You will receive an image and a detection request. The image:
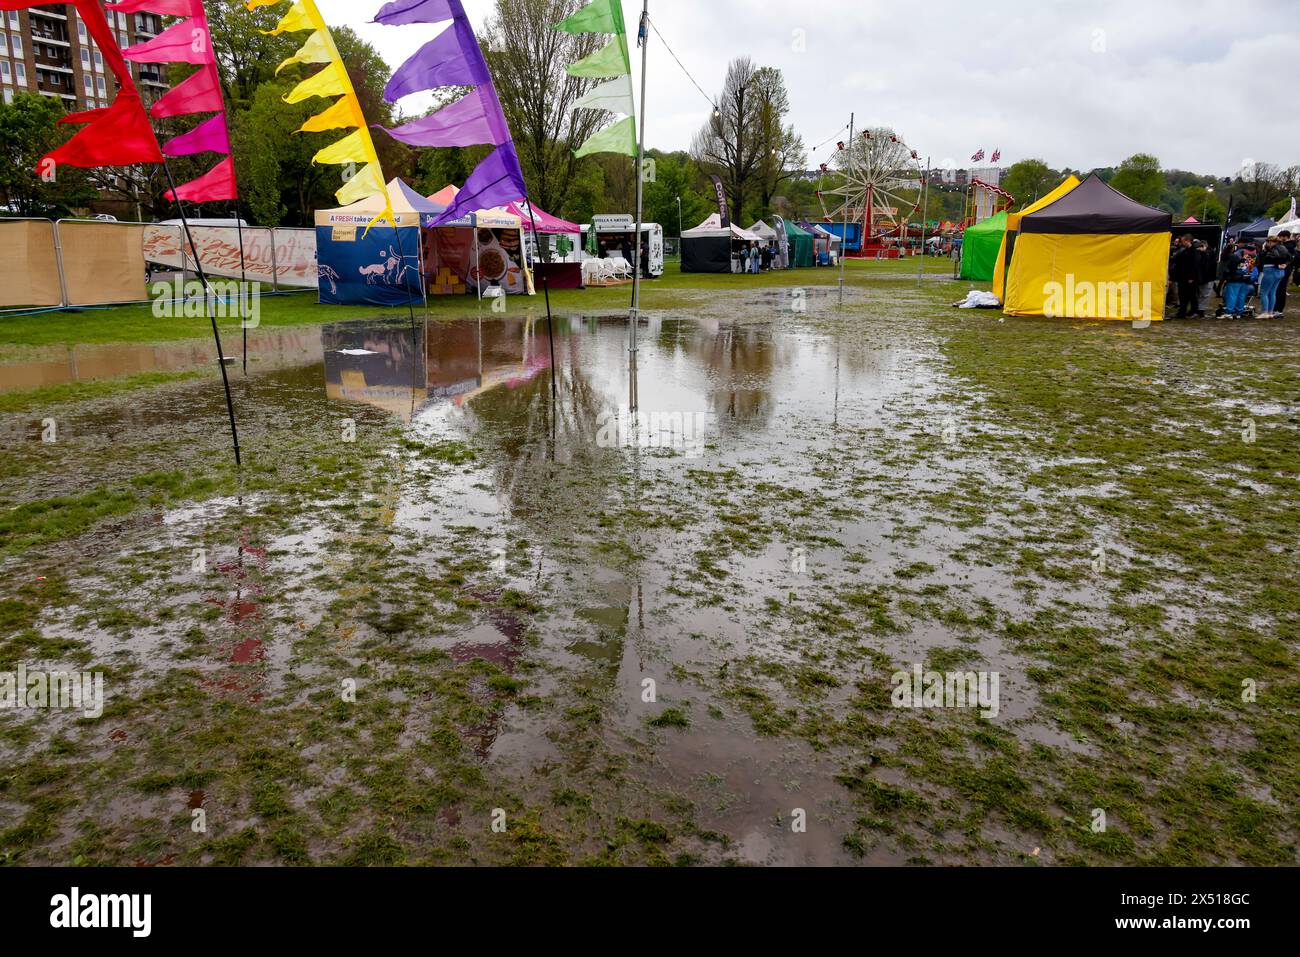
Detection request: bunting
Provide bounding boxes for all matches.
[372,0,527,227]
[0,1,164,171]
[249,0,395,229]
[553,0,637,158]
[115,0,236,202]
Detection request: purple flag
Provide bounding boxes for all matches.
[163,112,230,158]
[374,0,457,27]
[432,145,528,226]
[384,20,492,101]
[376,0,530,217]
[382,87,511,148]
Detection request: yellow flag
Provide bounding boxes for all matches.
[277,29,332,75]
[285,62,346,104]
[313,129,372,167]
[265,0,313,36]
[299,97,358,134]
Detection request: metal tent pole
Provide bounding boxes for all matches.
[628,0,650,414]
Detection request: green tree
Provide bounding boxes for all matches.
[1267,197,1294,222]
[1110,154,1165,207]
[1182,186,1226,224]
[0,93,98,216]
[643,152,712,236]
[1001,159,1057,208]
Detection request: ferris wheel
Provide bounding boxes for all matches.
[817,128,924,249]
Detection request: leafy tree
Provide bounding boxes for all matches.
[1001,159,1057,208]
[643,151,712,236]
[1110,153,1165,207]
[0,93,98,216]
[1182,186,1226,224]
[1267,197,1295,222]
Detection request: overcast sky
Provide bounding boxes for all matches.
[319,0,1300,178]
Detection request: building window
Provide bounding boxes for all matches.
[3,88,13,104]
[80,48,89,67]
[1,60,9,83]
[83,74,91,95]
[0,33,7,56]
[94,50,102,70]
[78,22,87,42]
[11,34,21,56]
[96,75,105,95]
[15,62,24,83]
[8,12,18,30]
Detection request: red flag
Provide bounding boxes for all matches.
[165,156,237,203]
[0,1,163,169]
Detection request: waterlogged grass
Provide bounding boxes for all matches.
[0,263,1296,866]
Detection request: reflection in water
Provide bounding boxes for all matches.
[0,330,322,393]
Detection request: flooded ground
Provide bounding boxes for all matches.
[1,276,1297,866]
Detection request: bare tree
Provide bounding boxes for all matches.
[483,0,611,213]
[690,57,764,223]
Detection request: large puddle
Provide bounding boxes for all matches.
[0,302,1116,865]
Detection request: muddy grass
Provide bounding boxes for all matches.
[0,261,1296,866]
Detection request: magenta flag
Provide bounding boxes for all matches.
[374,0,458,26]
[164,112,230,157]
[121,1,237,201]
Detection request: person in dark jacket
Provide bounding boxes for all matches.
[1195,240,1215,317]
[1221,246,1257,318]
[1170,234,1201,318]
[1276,231,1295,315]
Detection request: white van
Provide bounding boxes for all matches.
[581,215,664,277]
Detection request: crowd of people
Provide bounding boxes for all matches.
[739,242,781,273]
[1169,231,1297,319]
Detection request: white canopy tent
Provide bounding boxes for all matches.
[748,220,780,242]
[683,214,763,243]
[1269,218,1300,237]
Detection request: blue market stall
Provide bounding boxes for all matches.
[314,179,436,306]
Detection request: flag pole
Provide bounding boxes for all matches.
[917,156,931,280]
[628,0,649,414]
[522,199,559,404]
[164,161,241,467]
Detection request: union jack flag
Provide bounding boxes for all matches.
[971,149,986,162]
[991,149,1001,163]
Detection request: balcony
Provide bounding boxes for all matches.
[34,49,74,73]
[29,5,67,20]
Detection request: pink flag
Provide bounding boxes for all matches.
[150,67,224,119]
[165,156,238,203]
[164,112,230,157]
[122,18,211,66]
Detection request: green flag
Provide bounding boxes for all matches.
[554,0,625,35]
[552,0,637,159]
[566,35,630,78]
[575,114,637,159]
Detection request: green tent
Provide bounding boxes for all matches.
[959,211,1009,281]
[783,219,815,268]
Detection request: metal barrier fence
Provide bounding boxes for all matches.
[0,217,318,312]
